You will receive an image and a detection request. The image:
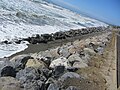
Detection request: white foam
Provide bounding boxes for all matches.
[0,0,108,58]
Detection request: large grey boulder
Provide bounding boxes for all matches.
[73,62,88,68]
[16,67,45,82]
[53,65,65,78]
[16,67,46,90]
[1,66,16,77]
[0,60,15,77]
[59,72,80,81]
[23,80,45,90]
[10,55,33,71]
[49,57,70,69]
[58,46,70,58]
[84,48,96,56]
[40,51,53,58]
[49,48,60,59]
[47,83,60,90]
[68,53,83,65]
[25,59,46,68]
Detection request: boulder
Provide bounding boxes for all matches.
[95,46,104,55]
[40,51,53,58]
[58,47,70,58]
[67,67,78,72]
[49,57,70,69]
[25,59,45,68]
[10,55,33,71]
[53,32,66,40]
[73,62,88,68]
[23,80,45,90]
[68,45,77,54]
[1,66,16,77]
[73,40,85,50]
[41,68,52,79]
[40,57,51,67]
[66,86,79,90]
[16,67,46,83]
[49,48,60,59]
[0,77,21,90]
[59,72,80,81]
[81,54,90,63]
[84,48,96,56]
[47,83,60,90]
[53,66,65,77]
[68,53,83,65]
[0,60,14,76]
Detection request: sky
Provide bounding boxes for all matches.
[49,0,120,26]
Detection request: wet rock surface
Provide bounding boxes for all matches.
[0,29,111,90]
[5,26,108,45]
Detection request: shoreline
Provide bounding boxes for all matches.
[9,30,109,59]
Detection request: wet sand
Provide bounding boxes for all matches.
[10,31,107,58]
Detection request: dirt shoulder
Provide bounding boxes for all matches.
[79,31,117,90]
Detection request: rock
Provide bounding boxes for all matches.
[26,59,45,68]
[68,45,77,54]
[41,34,53,41]
[95,46,104,55]
[10,55,33,71]
[59,72,80,81]
[47,83,60,90]
[23,80,45,90]
[49,57,70,69]
[81,54,90,63]
[53,31,66,40]
[84,48,96,56]
[67,67,78,72]
[73,62,88,68]
[0,77,21,90]
[0,60,14,76]
[49,48,60,59]
[41,68,52,79]
[58,46,70,58]
[16,67,46,83]
[68,53,83,65]
[1,66,16,77]
[66,86,79,90]
[40,57,51,67]
[53,66,65,77]
[45,78,56,85]
[40,51,53,58]
[73,40,85,50]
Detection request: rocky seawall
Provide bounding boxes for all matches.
[1,26,108,45]
[0,29,111,90]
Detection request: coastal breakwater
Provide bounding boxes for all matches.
[6,26,109,58]
[0,27,112,90]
